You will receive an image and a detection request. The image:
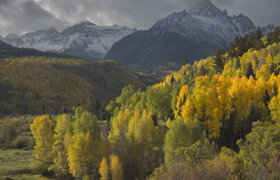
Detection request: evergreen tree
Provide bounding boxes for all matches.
[246,63,255,79]
[182,58,189,66]
[212,49,225,72]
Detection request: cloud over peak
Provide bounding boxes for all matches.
[0,0,279,36]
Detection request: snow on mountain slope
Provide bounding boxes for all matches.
[3,21,136,60]
[150,0,258,46]
[106,0,277,68]
[232,14,256,35]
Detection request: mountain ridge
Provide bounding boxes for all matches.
[2,21,136,60]
[105,0,277,70]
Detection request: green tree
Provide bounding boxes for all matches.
[68,133,97,179]
[182,58,189,66]
[164,119,202,165]
[116,85,139,108]
[72,107,100,140]
[237,121,280,179]
[246,62,255,79]
[52,114,72,178]
[146,86,173,119]
[212,49,225,72]
[68,107,101,179]
[127,110,163,179]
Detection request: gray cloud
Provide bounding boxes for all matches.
[212,0,280,27]
[0,0,279,36]
[0,0,67,36]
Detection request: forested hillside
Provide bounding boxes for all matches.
[14,28,280,180]
[0,57,150,115]
[0,41,74,59]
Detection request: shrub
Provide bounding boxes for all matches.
[0,121,17,144]
[14,136,29,149]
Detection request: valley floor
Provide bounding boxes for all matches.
[0,149,51,180]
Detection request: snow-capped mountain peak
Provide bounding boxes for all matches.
[105,0,277,69]
[233,14,256,35]
[3,21,136,60]
[149,0,273,46]
[189,0,224,17]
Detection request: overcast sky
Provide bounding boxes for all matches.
[0,0,279,36]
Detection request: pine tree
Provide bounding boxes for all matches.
[212,49,225,72]
[182,58,189,66]
[246,63,255,79]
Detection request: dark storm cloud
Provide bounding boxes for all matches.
[0,0,279,36]
[0,0,10,5]
[0,0,67,36]
[212,0,280,27]
[33,0,280,29]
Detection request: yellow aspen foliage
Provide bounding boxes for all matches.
[99,157,110,180]
[128,110,160,149]
[165,74,174,84]
[30,115,54,172]
[181,96,195,123]
[127,110,160,178]
[178,85,189,101]
[192,76,210,120]
[110,155,124,180]
[209,107,223,139]
[52,114,72,177]
[166,118,172,128]
[239,58,247,75]
[266,53,273,64]
[217,75,232,119]
[68,133,97,179]
[152,82,166,89]
[191,75,226,138]
[274,74,280,89]
[109,110,161,179]
[235,69,243,77]
[72,109,100,141]
[229,77,252,119]
[127,110,157,144]
[173,72,183,82]
[181,75,234,139]
[267,74,277,95]
[256,64,270,81]
[175,85,189,119]
[269,94,280,122]
[108,109,133,144]
[223,61,235,77]
[254,77,267,107]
